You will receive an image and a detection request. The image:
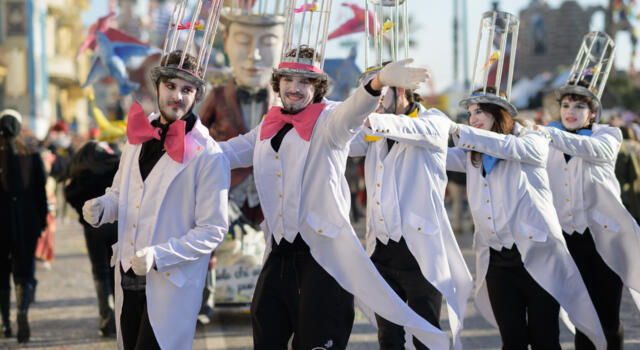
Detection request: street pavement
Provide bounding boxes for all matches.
[0,211,639,349]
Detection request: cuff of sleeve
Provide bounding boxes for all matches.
[364,79,381,97]
[456,124,472,149]
[97,197,113,226]
[368,114,381,132]
[449,121,460,135]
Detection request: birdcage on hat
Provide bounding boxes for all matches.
[223,0,286,25]
[556,31,615,121]
[460,11,519,116]
[360,0,408,77]
[150,0,225,98]
[274,0,334,80]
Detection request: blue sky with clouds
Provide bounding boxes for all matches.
[83,0,626,92]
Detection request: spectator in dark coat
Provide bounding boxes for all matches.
[61,141,119,337]
[0,109,48,343]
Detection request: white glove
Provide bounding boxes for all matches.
[131,247,156,276]
[82,198,104,228]
[377,58,430,90]
[449,121,460,135]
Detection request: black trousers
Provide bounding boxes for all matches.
[371,238,442,350]
[485,247,561,350]
[564,229,624,350]
[251,235,354,350]
[82,222,117,283]
[120,270,160,350]
[0,230,37,289]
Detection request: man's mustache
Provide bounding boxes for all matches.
[285,92,304,99]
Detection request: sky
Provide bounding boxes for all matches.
[82,0,625,93]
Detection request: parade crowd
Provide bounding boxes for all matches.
[2,1,640,350]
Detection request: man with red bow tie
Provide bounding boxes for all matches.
[81,49,230,350]
[221,45,449,349]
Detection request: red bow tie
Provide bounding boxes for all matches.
[259,103,326,141]
[126,102,185,163]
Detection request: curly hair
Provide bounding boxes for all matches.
[271,46,328,103]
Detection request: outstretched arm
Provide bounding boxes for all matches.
[324,59,431,148]
[219,126,259,169]
[541,125,621,164]
[367,109,455,150]
[456,124,548,166]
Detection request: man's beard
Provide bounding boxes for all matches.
[281,92,311,114]
[158,99,192,122]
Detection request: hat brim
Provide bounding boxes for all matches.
[555,85,601,121]
[459,94,518,117]
[273,67,327,80]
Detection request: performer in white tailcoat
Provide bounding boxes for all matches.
[220,2,448,346]
[221,49,449,350]
[348,1,473,346]
[445,10,605,350]
[349,87,472,350]
[82,2,230,348]
[536,31,640,350]
[447,91,605,350]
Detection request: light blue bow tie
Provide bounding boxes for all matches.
[461,148,501,175]
[483,154,499,175]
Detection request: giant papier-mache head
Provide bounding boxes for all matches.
[556,31,615,122]
[459,11,520,117]
[221,0,286,89]
[150,0,225,101]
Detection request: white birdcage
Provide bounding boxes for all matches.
[557,31,615,120]
[275,0,335,79]
[363,0,408,70]
[460,10,519,116]
[156,0,225,81]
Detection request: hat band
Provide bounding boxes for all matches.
[277,62,324,74]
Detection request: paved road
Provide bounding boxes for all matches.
[0,215,639,349]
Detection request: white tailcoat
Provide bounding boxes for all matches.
[446,123,606,349]
[542,124,640,310]
[221,86,450,349]
[349,106,473,350]
[98,114,230,350]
